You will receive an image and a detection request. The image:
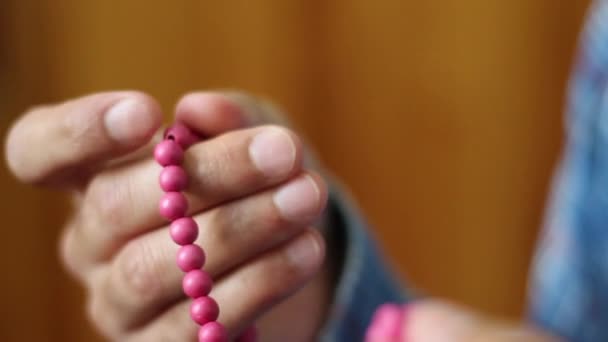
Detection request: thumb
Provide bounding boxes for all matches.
[174,91,291,137]
[404,300,559,342]
[365,300,559,342]
[175,91,324,172]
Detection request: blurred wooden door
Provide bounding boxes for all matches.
[0,0,590,340]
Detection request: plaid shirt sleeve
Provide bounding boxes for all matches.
[528,1,608,341]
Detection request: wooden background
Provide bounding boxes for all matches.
[0,1,591,340]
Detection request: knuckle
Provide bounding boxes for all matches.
[86,291,122,339]
[4,112,41,183]
[85,174,132,231]
[58,226,82,279]
[114,239,167,304]
[214,138,237,170]
[60,103,101,152]
[189,137,238,190]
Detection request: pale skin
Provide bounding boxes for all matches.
[5,90,558,341]
[5,91,331,341]
[369,300,560,342]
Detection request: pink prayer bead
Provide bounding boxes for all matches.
[236,326,257,342]
[177,244,206,272]
[165,122,201,149]
[170,217,199,245]
[190,296,219,326]
[159,192,188,221]
[365,303,405,342]
[154,140,184,166]
[159,165,188,192]
[198,321,227,342]
[183,269,213,298]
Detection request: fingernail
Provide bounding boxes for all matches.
[273,175,321,222]
[249,127,296,178]
[366,304,405,342]
[104,98,151,144]
[286,233,321,272]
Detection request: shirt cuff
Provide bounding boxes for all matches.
[319,179,411,341]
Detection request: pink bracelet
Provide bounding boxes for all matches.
[154,122,256,342]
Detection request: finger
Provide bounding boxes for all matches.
[4,91,162,186]
[90,173,326,331]
[59,131,165,283]
[404,300,558,342]
[175,91,291,135]
[105,130,164,169]
[176,91,324,176]
[60,221,96,282]
[73,124,303,262]
[173,92,251,136]
[126,229,325,341]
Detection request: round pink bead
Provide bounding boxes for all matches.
[365,303,405,341]
[177,244,206,272]
[170,217,199,245]
[164,122,201,149]
[154,140,184,166]
[236,326,257,342]
[190,296,219,326]
[159,165,188,192]
[183,269,213,298]
[198,321,227,342]
[159,192,188,221]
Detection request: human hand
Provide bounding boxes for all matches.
[366,300,560,342]
[5,91,330,341]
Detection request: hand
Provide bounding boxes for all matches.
[366,300,560,342]
[5,91,331,341]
